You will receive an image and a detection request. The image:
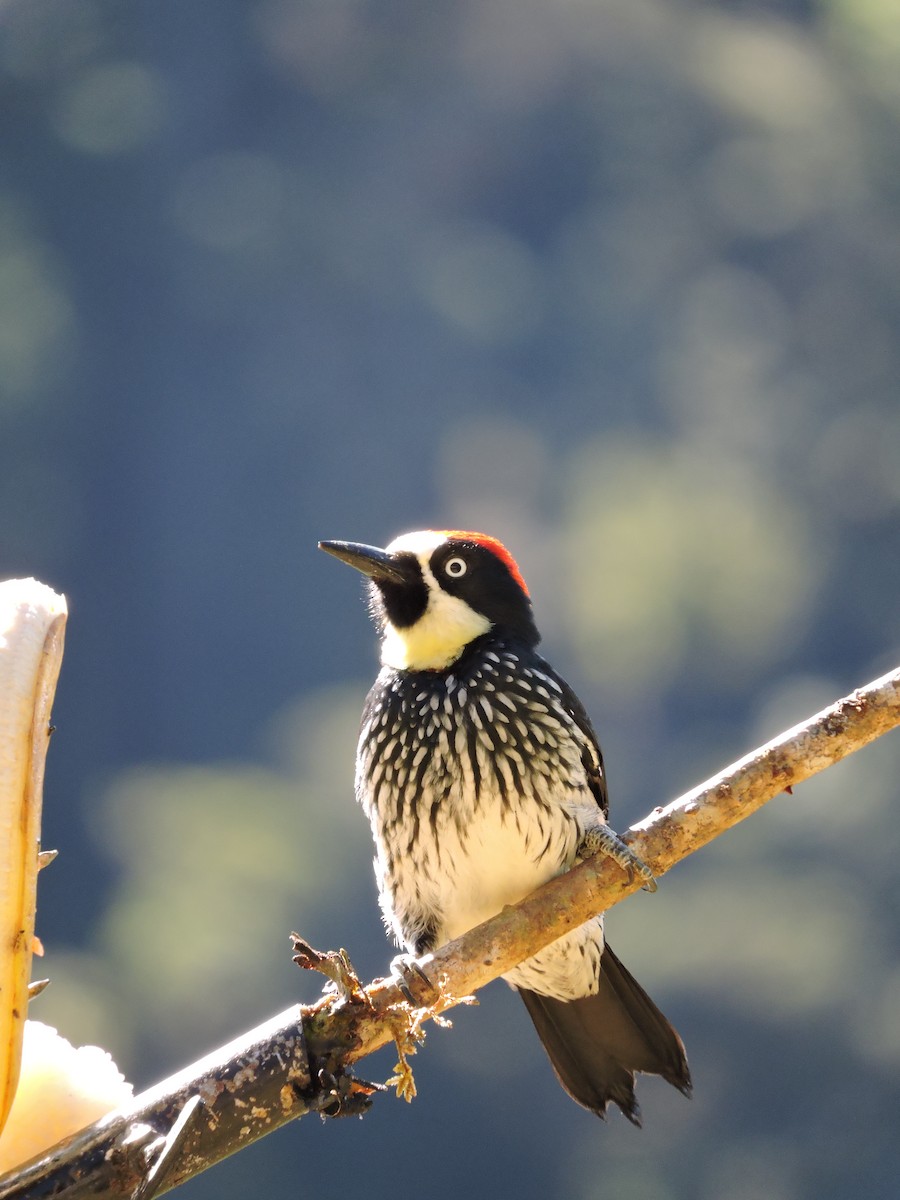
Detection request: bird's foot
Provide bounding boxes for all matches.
[579,824,658,893]
[389,953,439,1006]
[382,964,460,1103]
[379,956,476,1102]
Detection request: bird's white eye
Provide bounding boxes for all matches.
[444,556,468,578]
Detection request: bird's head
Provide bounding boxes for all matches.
[319,529,539,671]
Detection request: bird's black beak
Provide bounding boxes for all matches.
[318,540,416,586]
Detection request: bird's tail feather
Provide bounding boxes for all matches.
[518,943,691,1125]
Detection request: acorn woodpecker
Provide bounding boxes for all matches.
[319,529,690,1123]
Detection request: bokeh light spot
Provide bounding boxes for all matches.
[54,62,166,155]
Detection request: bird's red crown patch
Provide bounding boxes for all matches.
[440,531,530,596]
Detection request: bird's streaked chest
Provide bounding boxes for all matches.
[360,644,581,798]
[357,643,600,853]
[355,640,607,943]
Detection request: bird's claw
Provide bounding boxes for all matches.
[389,953,438,1006]
[579,824,658,893]
[633,861,658,894]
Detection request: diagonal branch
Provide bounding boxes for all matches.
[2,663,899,1199]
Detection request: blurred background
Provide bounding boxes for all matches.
[2,0,900,1196]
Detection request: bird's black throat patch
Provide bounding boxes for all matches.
[368,555,429,629]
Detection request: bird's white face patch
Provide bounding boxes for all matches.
[380,530,491,671]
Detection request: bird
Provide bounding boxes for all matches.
[319,528,691,1124]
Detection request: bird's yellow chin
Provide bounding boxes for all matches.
[380,592,491,671]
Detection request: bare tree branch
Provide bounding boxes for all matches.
[2,663,899,1199]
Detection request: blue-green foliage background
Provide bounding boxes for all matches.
[3,0,900,1196]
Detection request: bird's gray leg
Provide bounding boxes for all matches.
[578,821,658,893]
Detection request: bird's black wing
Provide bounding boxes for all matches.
[538,658,609,819]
